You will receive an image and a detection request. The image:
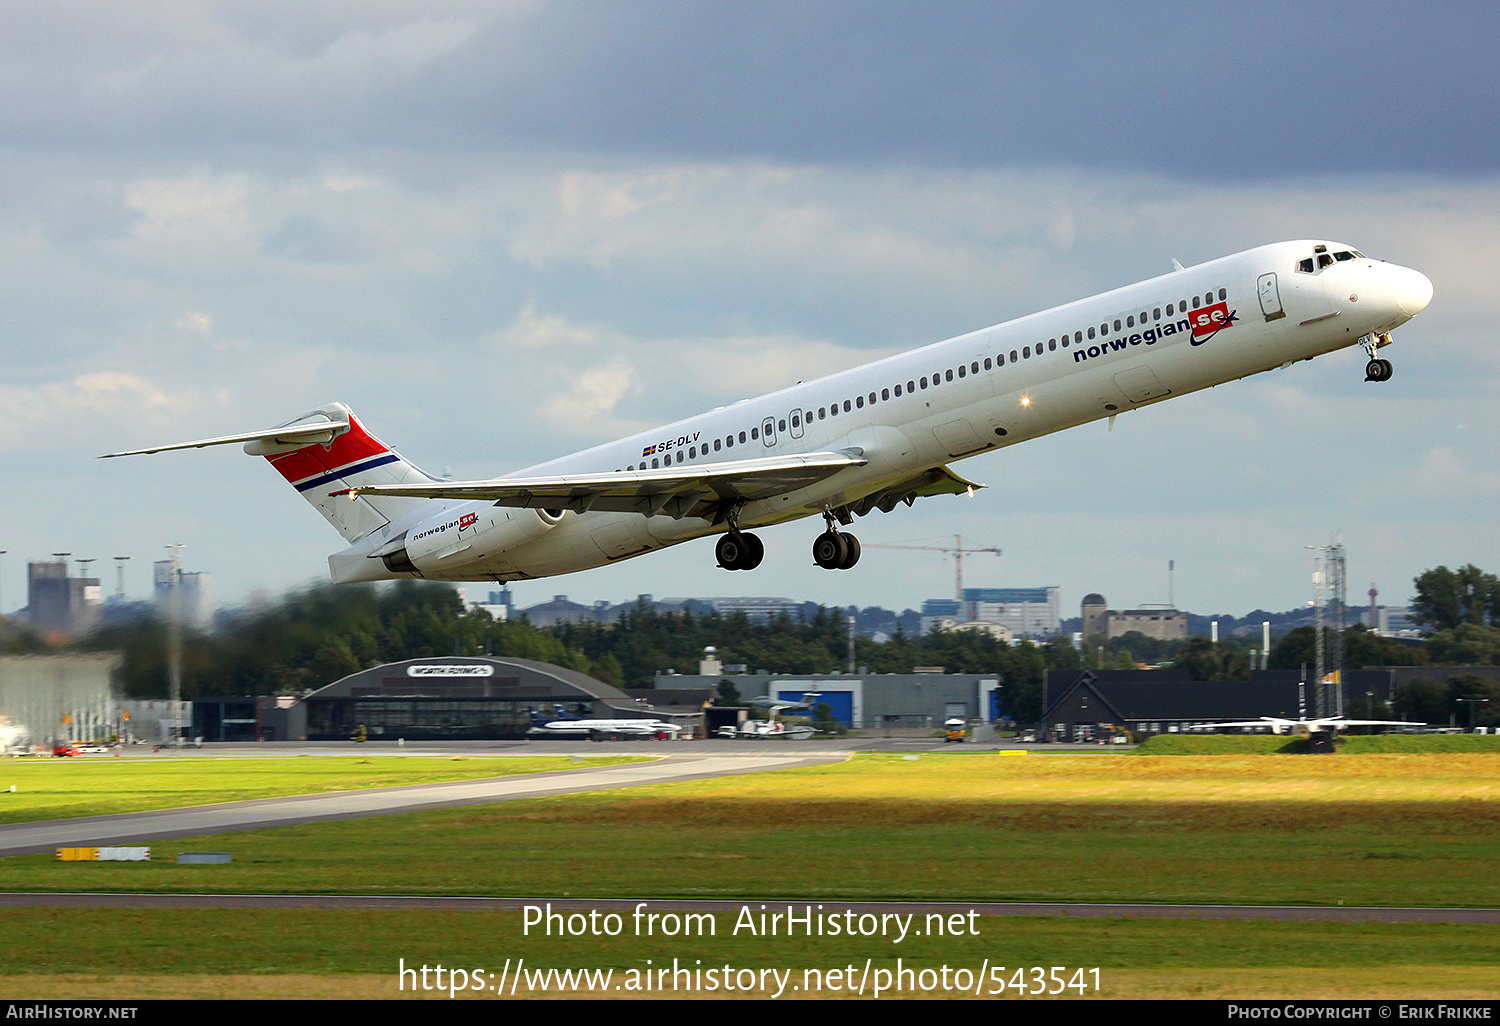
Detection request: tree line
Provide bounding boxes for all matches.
[1,562,1494,727]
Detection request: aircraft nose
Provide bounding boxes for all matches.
[1393,266,1434,317]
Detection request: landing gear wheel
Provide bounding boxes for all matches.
[716,532,764,571]
[812,531,847,570]
[1364,359,1391,382]
[741,532,764,570]
[1377,358,1393,381]
[836,533,861,570]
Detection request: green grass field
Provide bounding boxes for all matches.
[0,754,652,823]
[0,908,1495,1000]
[3,750,1497,999]
[6,752,1498,907]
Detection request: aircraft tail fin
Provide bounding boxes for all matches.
[255,403,437,543]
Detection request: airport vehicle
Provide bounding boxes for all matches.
[944,718,967,743]
[527,705,683,739]
[102,242,1431,584]
[51,744,78,757]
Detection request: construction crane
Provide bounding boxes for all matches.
[859,535,1001,600]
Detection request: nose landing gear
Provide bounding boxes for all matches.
[1362,333,1394,382]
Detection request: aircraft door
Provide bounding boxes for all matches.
[762,416,777,446]
[1258,273,1286,321]
[788,409,804,439]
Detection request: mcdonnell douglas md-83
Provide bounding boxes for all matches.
[104,241,1432,585]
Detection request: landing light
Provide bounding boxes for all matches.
[1020,395,1032,407]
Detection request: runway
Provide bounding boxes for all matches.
[0,751,840,858]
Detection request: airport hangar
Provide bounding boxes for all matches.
[193,656,686,742]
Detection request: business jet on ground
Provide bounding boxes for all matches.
[528,705,683,739]
[1191,716,1426,736]
[716,696,821,740]
[103,241,1432,584]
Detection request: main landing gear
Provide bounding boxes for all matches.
[812,512,861,570]
[716,501,764,571]
[1362,333,1394,382]
[716,530,764,571]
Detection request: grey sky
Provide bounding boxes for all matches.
[1,2,1495,622]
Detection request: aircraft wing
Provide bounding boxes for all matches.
[331,449,869,520]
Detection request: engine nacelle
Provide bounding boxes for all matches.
[382,506,563,574]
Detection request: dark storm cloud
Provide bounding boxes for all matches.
[0,1,1493,179]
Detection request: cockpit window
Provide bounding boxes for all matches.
[1317,253,1334,269]
[1333,251,1355,261]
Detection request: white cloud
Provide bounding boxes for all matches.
[0,371,186,452]
[539,361,641,435]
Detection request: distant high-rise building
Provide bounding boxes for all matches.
[27,561,101,637]
[961,587,1060,639]
[153,561,212,629]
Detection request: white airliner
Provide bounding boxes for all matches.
[528,706,683,738]
[1193,715,1426,736]
[103,241,1432,584]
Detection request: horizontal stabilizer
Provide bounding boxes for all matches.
[331,449,868,519]
[99,413,349,458]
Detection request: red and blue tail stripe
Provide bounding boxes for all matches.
[265,416,397,491]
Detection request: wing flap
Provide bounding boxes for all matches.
[332,449,868,518]
[847,464,985,516]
